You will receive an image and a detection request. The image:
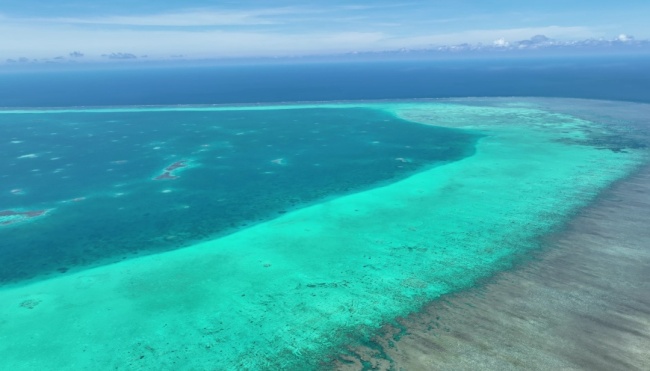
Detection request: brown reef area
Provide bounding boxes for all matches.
[331,164,650,371]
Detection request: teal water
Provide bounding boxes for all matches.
[0,107,478,284]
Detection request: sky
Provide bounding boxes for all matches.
[2,0,650,62]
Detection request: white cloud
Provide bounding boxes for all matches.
[1,8,301,27]
[395,26,597,47]
[84,11,285,27]
[493,38,510,47]
[617,33,634,42]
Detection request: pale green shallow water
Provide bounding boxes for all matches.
[0,99,648,370]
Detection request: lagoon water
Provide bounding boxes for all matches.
[0,106,478,283]
[1,60,650,370]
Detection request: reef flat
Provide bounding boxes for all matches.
[334,162,650,371]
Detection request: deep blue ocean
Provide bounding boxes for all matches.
[1,55,649,284]
[1,55,650,107]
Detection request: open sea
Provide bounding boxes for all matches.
[2,55,650,107]
[1,56,650,370]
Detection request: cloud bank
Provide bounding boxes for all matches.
[5,33,649,65]
[431,33,648,53]
[1,5,649,64]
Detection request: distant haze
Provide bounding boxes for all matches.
[1,0,650,63]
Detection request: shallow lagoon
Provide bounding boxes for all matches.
[1,98,649,369]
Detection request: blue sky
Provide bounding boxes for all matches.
[1,0,649,61]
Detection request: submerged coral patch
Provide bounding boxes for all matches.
[154,160,189,180]
[0,209,50,226]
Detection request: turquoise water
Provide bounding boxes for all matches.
[0,107,478,283]
[1,99,648,369]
